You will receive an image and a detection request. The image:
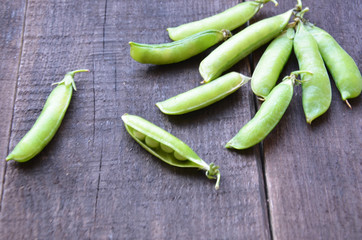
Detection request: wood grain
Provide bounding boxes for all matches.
[91,0,270,239]
[0,0,271,239]
[252,1,362,239]
[0,0,26,211]
[0,0,105,238]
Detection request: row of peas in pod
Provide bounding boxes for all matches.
[126,0,362,189]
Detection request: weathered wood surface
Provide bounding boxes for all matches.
[252,1,362,239]
[0,0,360,239]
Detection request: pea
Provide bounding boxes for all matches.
[133,129,146,141]
[294,21,332,124]
[251,28,294,99]
[199,9,293,83]
[156,72,250,115]
[145,136,160,149]
[122,114,221,190]
[174,152,187,161]
[167,0,278,41]
[306,24,362,105]
[6,69,90,162]
[226,72,303,149]
[160,143,174,153]
[129,30,231,65]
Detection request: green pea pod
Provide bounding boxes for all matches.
[226,72,301,150]
[156,72,250,115]
[122,114,221,190]
[167,0,278,41]
[306,24,362,104]
[129,30,231,65]
[251,28,294,99]
[199,9,293,83]
[6,69,89,162]
[294,22,331,124]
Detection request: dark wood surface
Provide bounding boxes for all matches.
[0,0,360,239]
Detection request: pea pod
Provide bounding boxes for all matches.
[226,72,303,150]
[156,72,250,115]
[306,24,362,105]
[129,30,231,65]
[251,28,294,99]
[6,69,89,162]
[167,0,278,41]
[294,21,331,123]
[199,9,293,83]
[122,114,221,190]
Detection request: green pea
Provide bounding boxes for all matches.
[6,69,89,162]
[167,0,278,41]
[294,22,331,124]
[156,72,250,115]
[174,152,187,161]
[199,9,293,83]
[251,28,294,99]
[226,72,302,149]
[122,114,220,190]
[145,136,159,149]
[306,24,362,104]
[160,143,174,153]
[129,30,231,65]
[133,129,146,141]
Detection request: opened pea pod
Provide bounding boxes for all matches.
[129,29,231,65]
[6,69,89,162]
[122,114,221,190]
[167,0,278,41]
[156,72,251,115]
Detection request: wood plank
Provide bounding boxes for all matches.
[251,0,362,239]
[91,0,271,239]
[0,0,106,238]
[0,0,26,211]
[0,0,272,239]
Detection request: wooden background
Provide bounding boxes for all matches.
[0,0,361,239]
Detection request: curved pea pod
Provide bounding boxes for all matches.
[226,72,298,150]
[129,30,231,65]
[294,22,332,124]
[251,28,294,99]
[306,24,362,103]
[167,0,278,41]
[122,114,221,190]
[156,72,250,115]
[6,69,89,162]
[199,9,293,83]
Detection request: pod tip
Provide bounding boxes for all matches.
[345,100,352,109]
[5,154,12,161]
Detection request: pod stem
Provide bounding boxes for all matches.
[206,163,221,190]
[294,7,309,22]
[52,69,90,91]
[295,0,303,11]
[282,70,313,85]
[67,69,90,77]
[221,29,232,41]
[255,0,278,6]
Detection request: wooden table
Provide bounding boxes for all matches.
[0,0,361,239]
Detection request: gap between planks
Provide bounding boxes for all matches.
[0,0,29,213]
[242,0,274,238]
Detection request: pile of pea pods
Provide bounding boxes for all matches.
[6,0,362,190]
